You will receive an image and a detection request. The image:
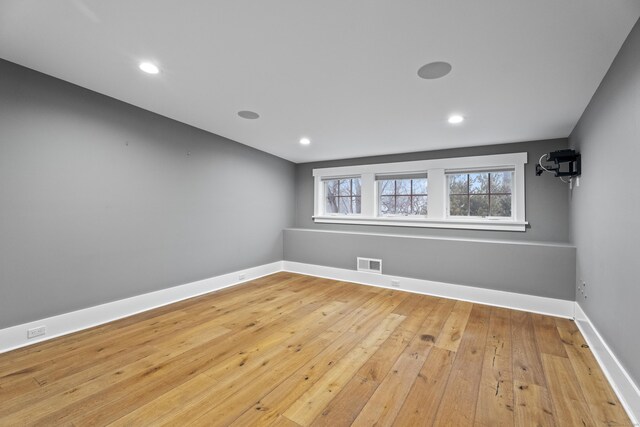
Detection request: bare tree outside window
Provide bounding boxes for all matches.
[378,177,427,216]
[448,171,512,217]
[325,178,361,214]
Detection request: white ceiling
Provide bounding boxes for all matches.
[1,1,639,163]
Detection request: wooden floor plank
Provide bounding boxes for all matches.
[0,272,297,370]
[72,296,357,427]
[162,293,410,426]
[356,295,445,385]
[351,349,426,427]
[541,353,597,426]
[392,346,456,427]
[230,291,413,427]
[351,296,456,426]
[531,313,568,358]
[434,300,474,352]
[511,311,556,426]
[0,285,310,409]
[108,300,352,426]
[432,304,491,426]
[0,273,319,397]
[555,318,632,426]
[0,280,324,413]
[310,296,448,427]
[271,415,303,427]
[282,313,406,426]
[0,273,631,427]
[19,287,355,425]
[0,323,233,424]
[123,289,400,426]
[474,306,515,426]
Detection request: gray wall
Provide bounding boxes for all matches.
[0,59,295,329]
[284,229,576,300]
[569,19,640,385]
[295,139,571,243]
[291,140,576,299]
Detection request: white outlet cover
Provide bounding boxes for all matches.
[27,326,46,339]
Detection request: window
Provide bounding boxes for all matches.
[448,171,513,218]
[377,174,427,216]
[312,152,527,231]
[324,177,361,214]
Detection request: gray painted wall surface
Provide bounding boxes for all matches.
[295,139,571,243]
[284,228,576,300]
[569,19,640,385]
[292,140,576,300]
[0,59,295,329]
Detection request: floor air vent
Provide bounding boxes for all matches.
[357,257,382,274]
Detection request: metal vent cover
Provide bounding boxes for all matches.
[357,257,382,274]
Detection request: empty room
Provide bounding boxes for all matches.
[1,1,639,426]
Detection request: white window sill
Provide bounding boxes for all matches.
[312,215,528,231]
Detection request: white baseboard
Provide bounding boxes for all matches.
[0,261,283,354]
[1,259,573,356]
[283,262,639,422]
[281,261,575,318]
[5,258,636,425]
[574,303,640,424]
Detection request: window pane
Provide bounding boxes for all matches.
[325,180,339,197]
[469,173,489,194]
[448,170,514,218]
[339,179,352,196]
[412,178,427,194]
[396,196,411,214]
[490,194,511,217]
[338,197,352,214]
[325,195,339,213]
[378,178,428,216]
[379,195,394,215]
[449,174,468,194]
[412,195,428,215]
[470,195,489,217]
[353,196,362,214]
[353,178,361,196]
[490,171,512,194]
[324,178,361,215]
[450,195,468,216]
[396,179,411,195]
[379,180,395,195]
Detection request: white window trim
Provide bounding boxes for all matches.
[312,152,528,232]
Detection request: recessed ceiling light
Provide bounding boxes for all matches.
[238,110,260,120]
[417,61,452,79]
[448,115,464,124]
[299,137,311,145]
[139,62,160,74]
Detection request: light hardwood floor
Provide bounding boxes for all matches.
[0,272,631,426]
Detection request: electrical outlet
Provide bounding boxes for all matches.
[391,280,400,288]
[27,326,46,339]
[238,274,246,281]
